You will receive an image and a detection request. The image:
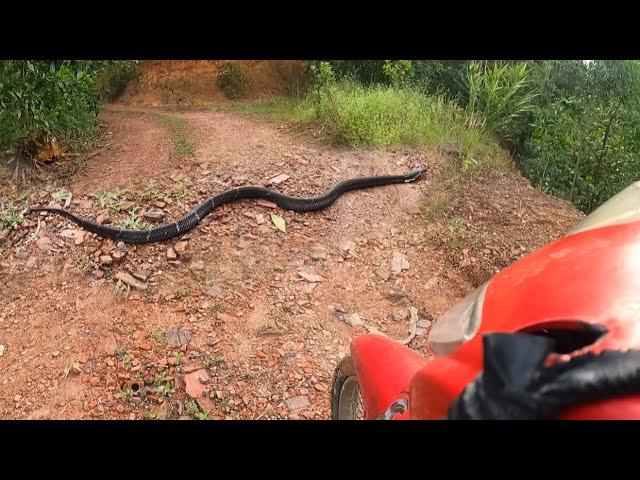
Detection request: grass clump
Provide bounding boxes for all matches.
[160,116,195,157]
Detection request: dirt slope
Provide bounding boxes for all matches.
[0,107,581,419]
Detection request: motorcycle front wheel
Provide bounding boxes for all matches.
[330,356,365,420]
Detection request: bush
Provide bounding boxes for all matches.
[95,61,139,101]
[217,63,248,99]
[307,81,502,171]
[465,61,538,138]
[0,60,103,154]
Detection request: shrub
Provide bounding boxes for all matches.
[95,61,139,101]
[307,81,502,171]
[465,61,538,138]
[217,62,248,99]
[0,60,102,154]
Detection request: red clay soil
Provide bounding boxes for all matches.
[0,106,582,419]
[122,61,308,106]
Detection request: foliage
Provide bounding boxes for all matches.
[217,62,248,100]
[382,60,413,86]
[0,60,139,157]
[95,61,139,101]
[465,61,538,137]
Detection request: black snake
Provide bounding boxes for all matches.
[29,167,427,244]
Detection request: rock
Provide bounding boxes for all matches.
[36,237,52,250]
[284,395,309,412]
[346,313,363,326]
[132,271,148,282]
[165,329,191,348]
[0,345,5,357]
[266,173,290,185]
[376,269,390,281]
[66,362,82,376]
[143,210,165,222]
[174,241,188,254]
[99,255,113,266]
[96,212,110,225]
[0,229,8,240]
[298,270,323,283]
[184,369,209,399]
[60,229,77,239]
[114,272,147,290]
[206,285,224,298]
[89,376,100,387]
[310,250,327,261]
[52,351,61,358]
[98,335,118,356]
[80,199,94,209]
[256,200,277,209]
[91,269,104,279]
[166,247,177,260]
[116,241,126,251]
[256,214,265,225]
[392,307,409,322]
[74,231,85,246]
[120,201,136,211]
[391,251,410,275]
[339,239,356,254]
[112,250,126,262]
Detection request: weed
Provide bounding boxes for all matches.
[160,116,195,157]
[115,388,135,400]
[217,63,248,100]
[172,351,183,366]
[185,399,212,420]
[52,187,70,204]
[175,285,190,299]
[150,327,166,345]
[202,353,225,369]
[94,187,129,212]
[122,353,133,367]
[140,179,161,202]
[120,208,145,230]
[0,199,24,231]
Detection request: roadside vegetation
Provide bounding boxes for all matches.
[3,59,640,214]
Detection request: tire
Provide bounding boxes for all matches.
[331,356,365,420]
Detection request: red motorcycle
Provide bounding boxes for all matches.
[331,181,640,420]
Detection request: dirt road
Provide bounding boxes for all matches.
[0,106,581,419]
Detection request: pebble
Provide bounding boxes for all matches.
[284,395,309,412]
[267,173,290,185]
[114,271,147,290]
[166,247,178,260]
[174,241,188,254]
[391,251,410,275]
[143,210,165,222]
[99,255,113,266]
[298,270,323,283]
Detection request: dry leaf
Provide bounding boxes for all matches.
[270,213,286,232]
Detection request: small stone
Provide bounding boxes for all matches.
[346,313,363,327]
[143,210,165,222]
[256,199,277,209]
[392,307,409,322]
[266,173,290,185]
[96,212,110,225]
[165,330,191,348]
[99,255,113,266]
[116,241,126,251]
[184,369,210,399]
[0,229,8,240]
[112,250,126,262]
[298,270,323,283]
[310,250,327,261]
[114,271,147,290]
[67,362,82,376]
[284,395,309,412]
[89,376,100,387]
[36,237,52,250]
[52,351,61,358]
[120,201,136,211]
[80,199,94,209]
[391,251,410,275]
[339,239,356,254]
[174,241,188,254]
[256,214,265,224]
[153,200,166,208]
[166,247,177,260]
[74,231,85,246]
[132,271,148,282]
[92,269,105,279]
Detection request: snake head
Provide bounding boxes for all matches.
[404,167,427,183]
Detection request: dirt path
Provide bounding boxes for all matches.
[0,107,581,419]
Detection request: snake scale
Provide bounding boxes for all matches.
[29,167,427,244]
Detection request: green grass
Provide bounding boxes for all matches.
[0,199,25,231]
[94,187,130,212]
[119,207,145,230]
[160,116,195,157]
[220,81,506,174]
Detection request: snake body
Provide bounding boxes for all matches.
[29,167,427,244]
